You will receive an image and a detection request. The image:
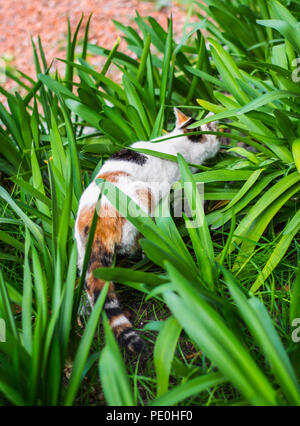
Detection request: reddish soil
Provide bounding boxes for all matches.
[0,0,197,93]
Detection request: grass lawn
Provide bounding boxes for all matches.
[0,0,299,406]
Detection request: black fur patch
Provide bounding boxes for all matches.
[105,307,123,319]
[186,128,203,142]
[88,246,113,270]
[93,289,101,303]
[118,327,135,346]
[118,327,145,353]
[100,251,113,267]
[110,148,147,165]
[88,251,98,267]
[181,118,203,142]
[129,338,144,353]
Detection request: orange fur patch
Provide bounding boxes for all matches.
[77,170,130,250]
[96,171,130,182]
[85,273,115,299]
[77,204,125,251]
[175,108,190,126]
[77,204,97,237]
[112,321,132,337]
[96,207,125,252]
[136,187,154,213]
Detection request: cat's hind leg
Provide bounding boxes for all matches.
[76,201,145,354]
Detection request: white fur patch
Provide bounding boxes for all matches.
[122,331,136,340]
[111,315,131,328]
[104,299,120,309]
[75,113,220,262]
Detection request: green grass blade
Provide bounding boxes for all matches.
[99,315,135,406]
[150,371,225,406]
[154,316,182,397]
[64,282,109,406]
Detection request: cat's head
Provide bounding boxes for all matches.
[174,107,219,143]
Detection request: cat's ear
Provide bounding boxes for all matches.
[174,108,191,128]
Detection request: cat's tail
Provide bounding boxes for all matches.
[85,241,144,354]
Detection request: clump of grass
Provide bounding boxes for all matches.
[0,0,299,406]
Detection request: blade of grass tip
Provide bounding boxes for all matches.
[38,36,48,73]
[98,37,120,82]
[185,32,206,105]
[64,281,109,406]
[145,44,156,118]
[222,169,264,213]
[99,314,135,406]
[150,103,164,139]
[137,33,151,84]
[32,37,51,127]
[59,58,126,99]
[65,14,84,92]
[65,18,72,92]
[60,98,82,203]
[127,105,148,141]
[123,75,150,138]
[49,106,67,177]
[27,58,53,94]
[159,18,173,109]
[31,36,42,75]
[154,316,182,397]
[82,13,93,60]
[165,52,176,120]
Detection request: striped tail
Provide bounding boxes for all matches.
[85,243,144,354]
[104,294,145,353]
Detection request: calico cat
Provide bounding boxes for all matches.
[75,108,220,353]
